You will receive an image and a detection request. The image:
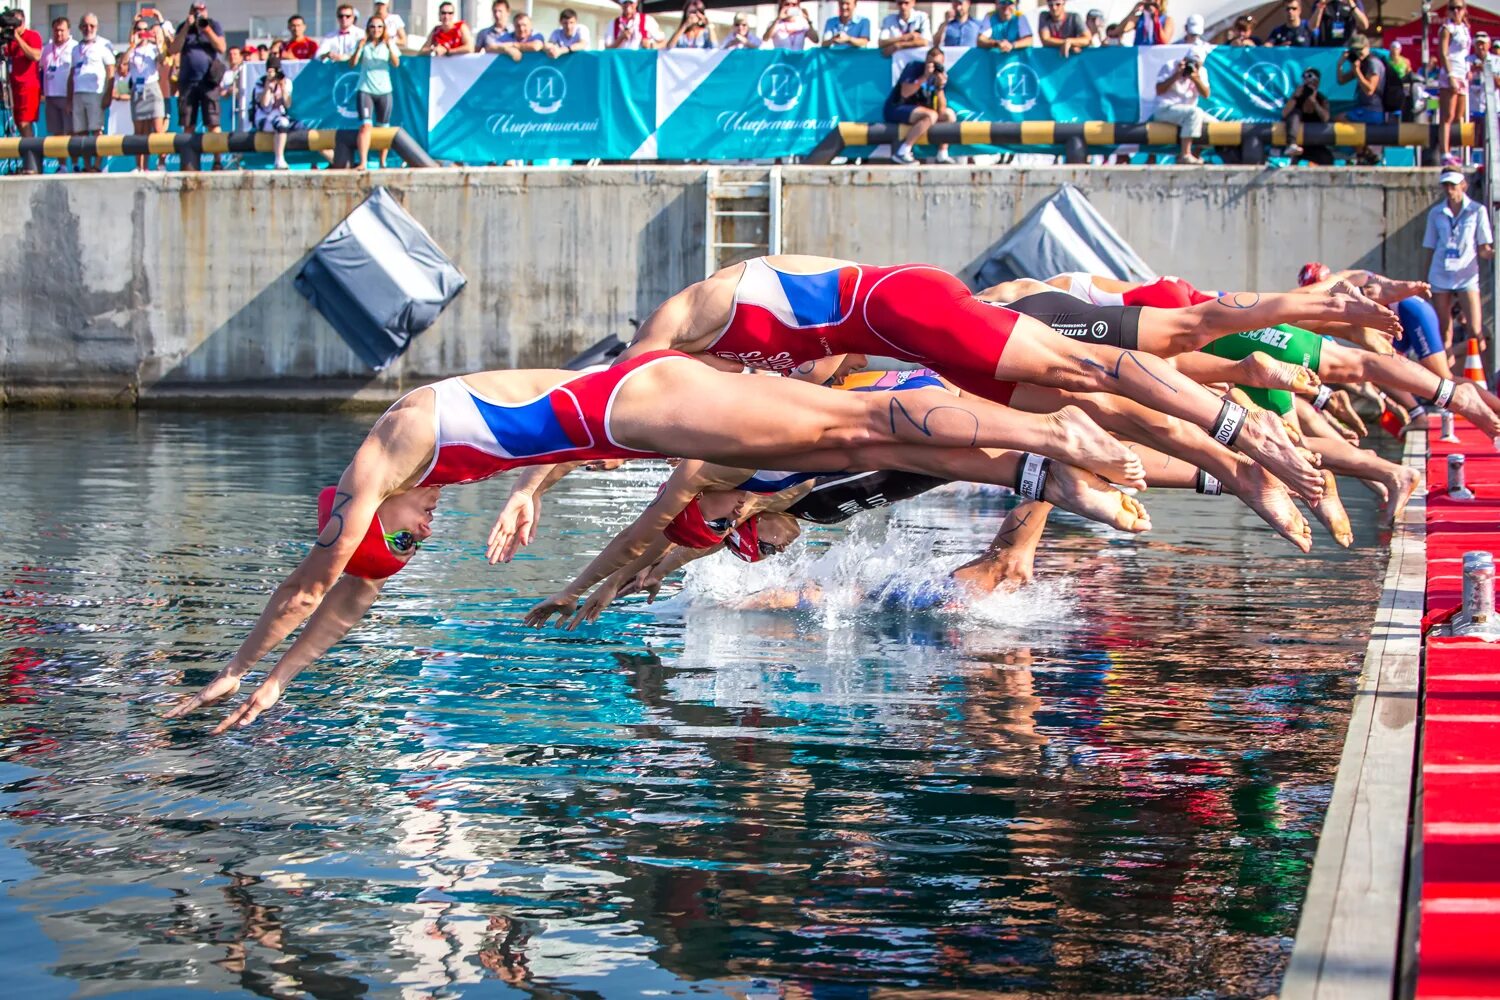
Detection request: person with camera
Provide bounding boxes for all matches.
[1308,0,1367,48]
[1336,34,1388,163]
[765,0,819,50]
[352,16,399,169]
[4,8,43,168]
[168,2,225,171]
[668,1,716,49]
[1038,0,1090,57]
[879,0,930,58]
[546,9,591,57]
[1282,66,1331,163]
[607,0,665,49]
[1151,50,1211,164]
[977,0,1033,52]
[125,14,168,171]
[884,44,956,164]
[1122,0,1174,46]
[721,13,761,49]
[823,0,872,49]
[1267,0,1315,47]
[40,17,75,167]
[251,53,293,170]
[68,13,113,173]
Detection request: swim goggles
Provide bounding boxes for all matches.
[384,530,422,554]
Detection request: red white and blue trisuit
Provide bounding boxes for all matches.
[702,258,1022,403]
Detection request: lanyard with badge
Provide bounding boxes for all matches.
[1445,204,1471,271]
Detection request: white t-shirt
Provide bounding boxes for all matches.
[381,12,406,39]
[548,24,591,48]
[608,13,663,48]
[768,12,813,49]
[318,27,362,60]
[721,30,761,49]
[41,38,77,98]
[1424,195,1496,289]
[1155,60,1200,108]
[71,37,115,95]
[128,40,161,86]
[879,12,931,41]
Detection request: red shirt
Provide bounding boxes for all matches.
[430,21,467,49]
[284,36,319,59]
[4,29,42,91]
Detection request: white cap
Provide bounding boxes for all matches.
[1185,13,1204,33]
[1440,169,1466,185]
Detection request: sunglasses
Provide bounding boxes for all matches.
[384,530,422,554]
[340,12,356,18]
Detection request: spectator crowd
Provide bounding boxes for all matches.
[0,1,1489,170]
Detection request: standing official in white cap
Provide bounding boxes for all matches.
[1424,169,1496,361]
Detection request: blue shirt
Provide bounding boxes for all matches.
[984,12,1033,44]
[497,30,544,44]
[822,16,871,48]
[941,16,984,46]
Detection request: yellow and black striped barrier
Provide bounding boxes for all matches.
[807,120,1476,164]
[0,127,437,171]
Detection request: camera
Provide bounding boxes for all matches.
[0,7,25,46]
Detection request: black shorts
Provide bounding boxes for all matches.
[177,80,221,130]
[788,469,949,525]
[1006,291,1141,351]
[358,91,392,125]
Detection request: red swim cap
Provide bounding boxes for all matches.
[663,496,731,550]
[724,516,764,563]
[317,486,409,580]
[1297,262,1331,287]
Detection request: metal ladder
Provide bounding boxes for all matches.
[704,166,781,278]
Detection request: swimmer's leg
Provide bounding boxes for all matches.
[992,315,1325,502]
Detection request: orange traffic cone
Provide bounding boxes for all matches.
[1463,337,1489,389]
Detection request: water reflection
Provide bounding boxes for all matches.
[0,410,1386,997]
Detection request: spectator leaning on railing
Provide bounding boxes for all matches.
[320,4,362,62]
[607,0,665,49]
[547,9,591,56]
[722,13,761,48]
[170,2,225,172]
[879,0,931,57]
[668,1,716,49]
[1085,9,1106,46]
[824,0,872,49]
[885,44,955,163]
[252,54,293,169]
[940,0,984,47]
[371,2,408,51]
[41,17,75,161]
[422,2,475,56]
[977,0,1033,52]
[353,15,400,169]
[475,1,511,53]
[1039,0,1090,57]
[1151,48,1210,164]
[1309,0,1367,48]
[765,1,819,50]
[1268,1,1315,47]
[1282,65,1331,163]
[1123,0,1173,46]
[285,15,319,59]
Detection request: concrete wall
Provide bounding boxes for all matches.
[0,165,1443,408]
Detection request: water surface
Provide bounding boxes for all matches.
[0,409,1393,997]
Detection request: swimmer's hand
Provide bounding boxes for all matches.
[162,668,244,721]
[163,670,286,735]
[570,580,622,628]
[488,490,541,564]
[524,591,580,628]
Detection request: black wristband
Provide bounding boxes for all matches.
[1195,469,1223,495]
[1212,399,1248,447]
[1408,403,1430,420]
[1430,378,1456,409]
[1015,453,1051,501]
[1312,385,1333,411]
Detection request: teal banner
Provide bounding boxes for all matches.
[1201,47,1358,122]
[654,49,889,160]
[944,47,1141,124]
[426,51,653,163]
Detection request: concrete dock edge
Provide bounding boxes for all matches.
[1282,429,1428,1000]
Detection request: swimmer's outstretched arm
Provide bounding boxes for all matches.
[487,462,586,564]
[1139,292,1400,356]
[568,537,680,629]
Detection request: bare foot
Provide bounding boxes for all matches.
[1363,275,1431,306]
[1048,405,1147,489]
[1236,409,1325,503]
[1224,461,1315,553]
[1236,354,1321,394]
[1306,471,1353,547]
[1357,477,1390,503]
[1449,381,1500,439]
[1325,390,1368,436]
[1379,464,1423,526]
[1043,462,1152,533]
[1327,291,1403,337]
[951,550,1034,596]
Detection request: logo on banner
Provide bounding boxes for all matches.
[332,72,361,119]
[994,63,1040,114]
[1243,62,1290,111]
[757,63,803,112]
[525,66,567,115]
